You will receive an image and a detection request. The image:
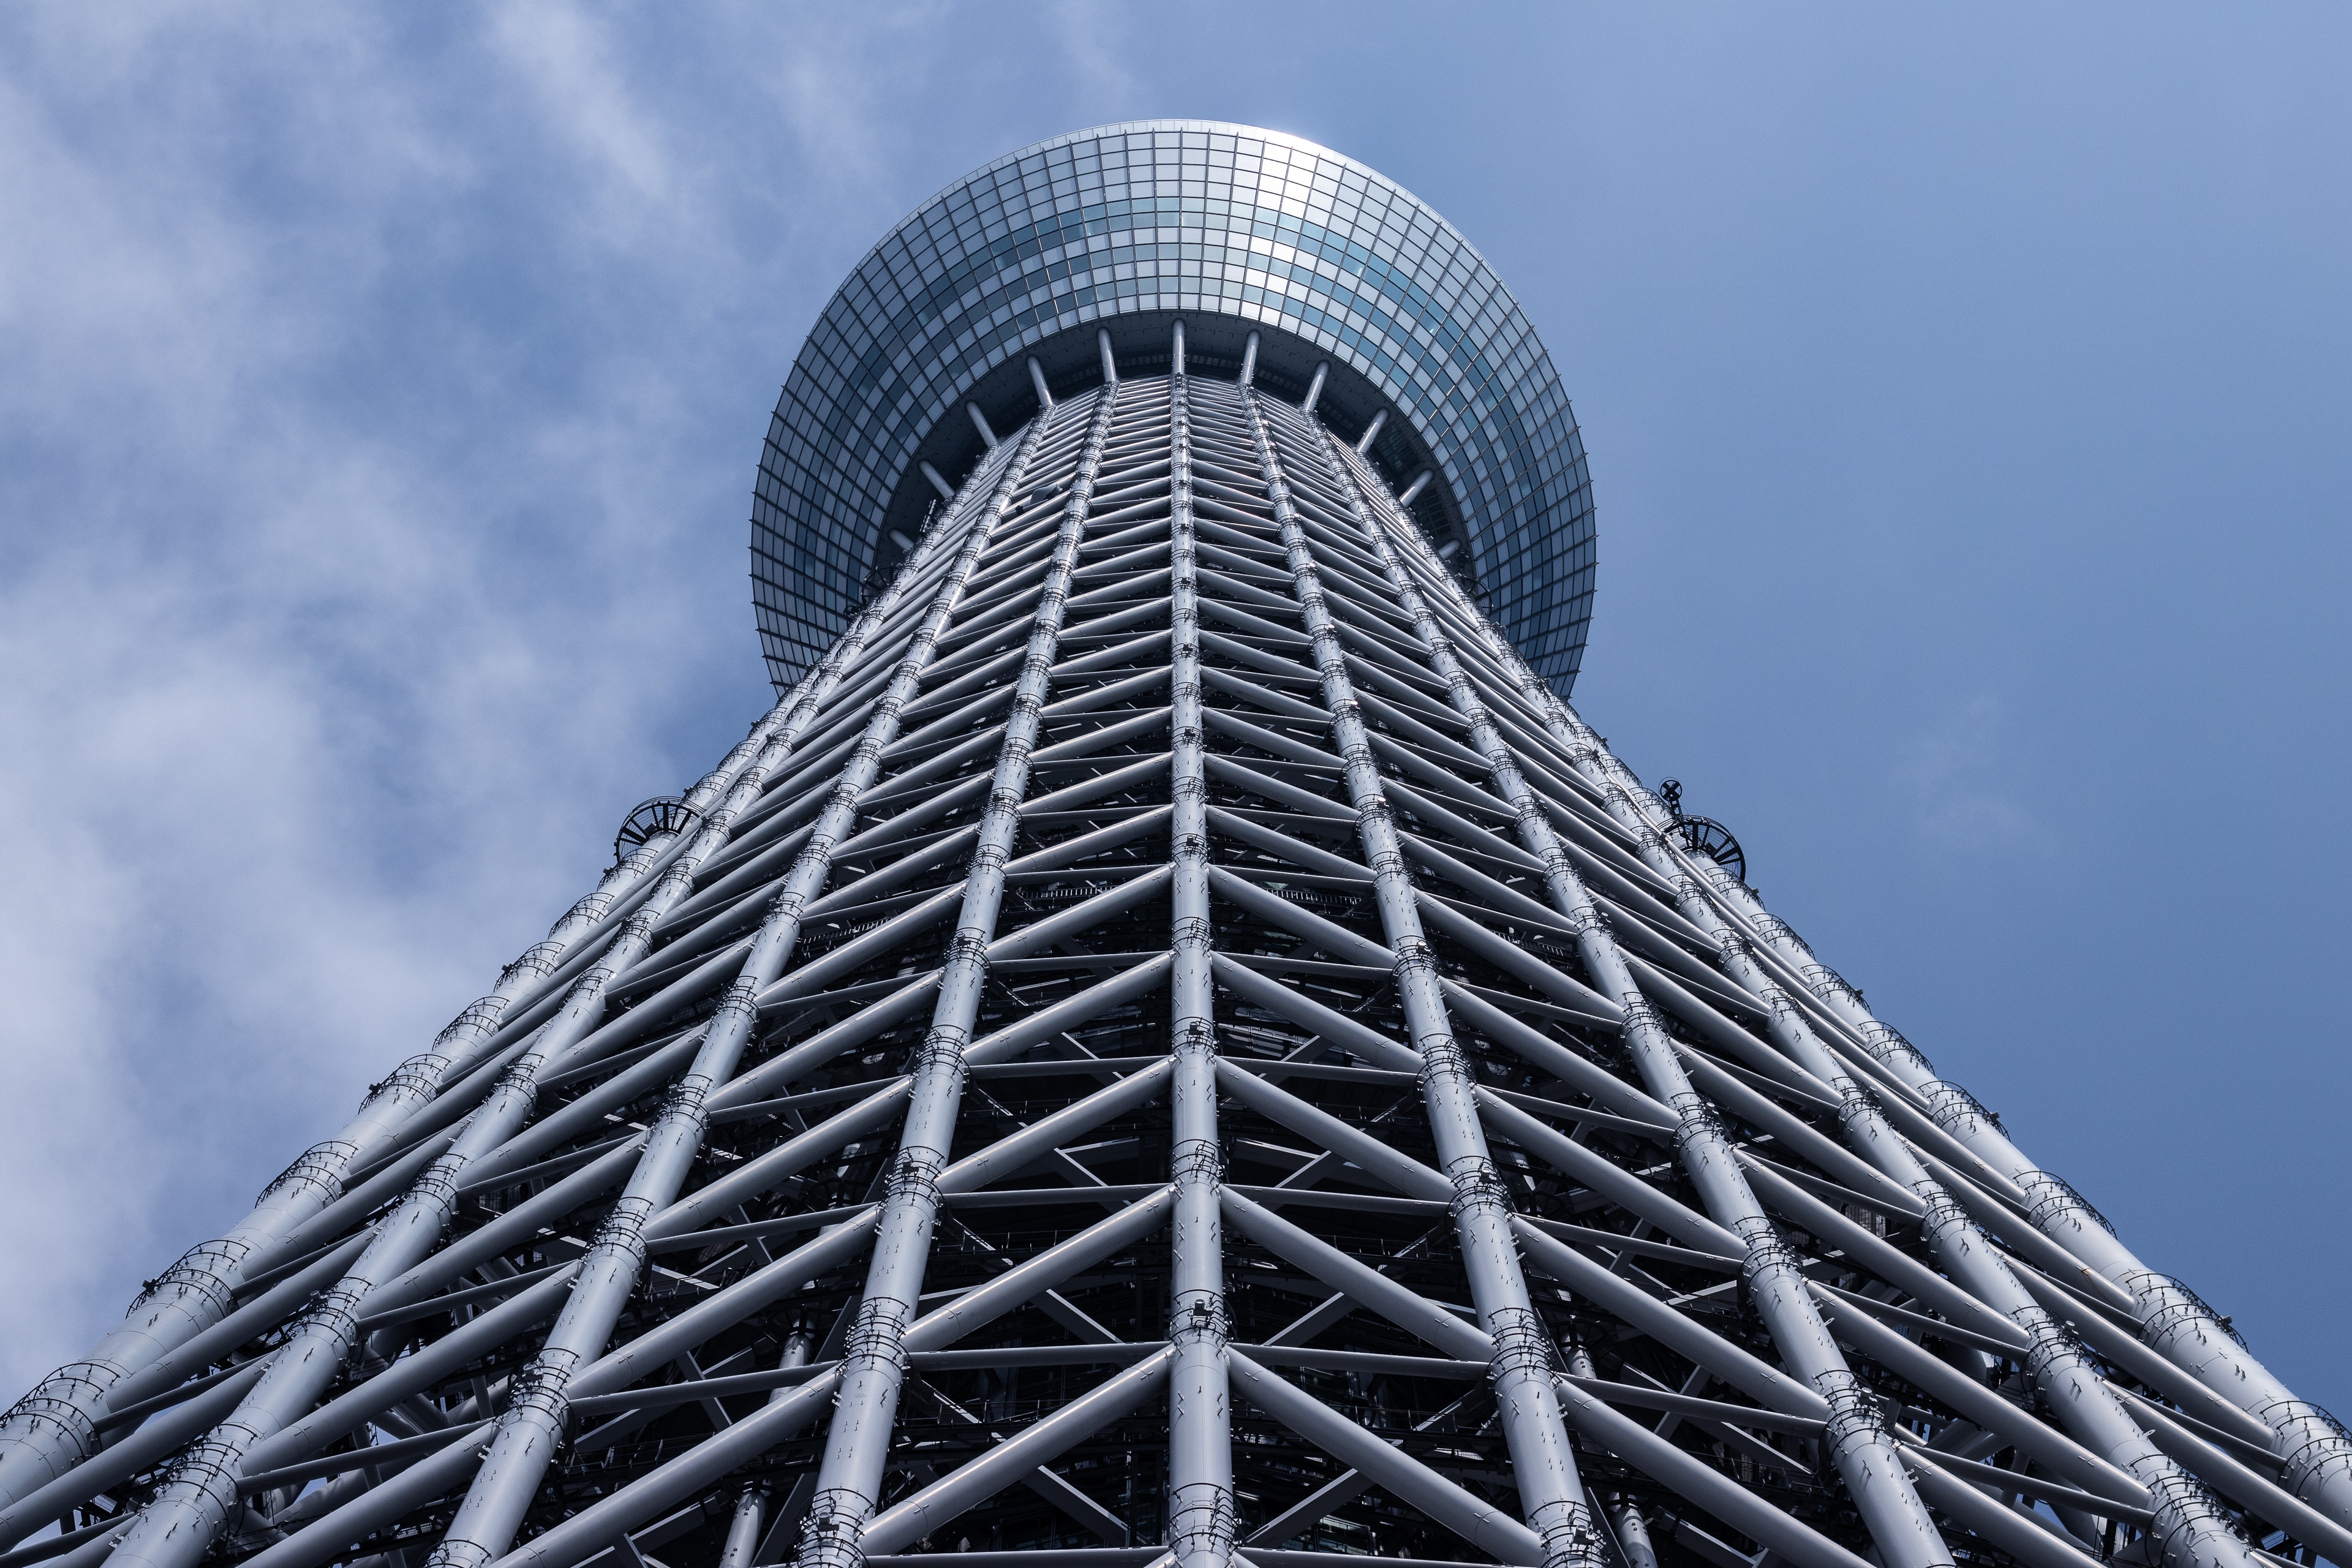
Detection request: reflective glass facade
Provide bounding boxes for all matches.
[752,119,1596,695]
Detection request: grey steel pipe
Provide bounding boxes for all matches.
[457,1378,843,1568]
[1409,541,2274,1568]
[0,671,820,1512]
[859,1351,1175,1556]
[92,478,1008,1568]
[420,407,1052,1568]
[1509,1223,1825,1420]
[244,1194,1079,1568]
[720,1488,770,1568]
[1562,1351,1663,1568]
[239,1272,575,1480]
[1485,667,2271,1568]
[2109,1384,2352,1568]
[1163,338,1233,1568]
[1711,859,2352,1529]
[1562,1349,1662,1568]
[1235,382,1597,1568]
[476,1196,1179,1568]
[1227,1354,1542,1566]
[0,1359,274,1552]
[789,382,1123,1568]
[1313,420,1952,1568]
[715,1333,811,1568]
[1608,1502,1657,1568]
[1895,1454,2098,1568]
[1218,1188,1491,1365]
[1551,1381,1873,1568]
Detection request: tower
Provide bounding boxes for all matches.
[1,119,2340,1568]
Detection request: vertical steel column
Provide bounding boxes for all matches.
[421,417,1051,1568]
[0,682,819,1514]
[1236,382,1596,1568]
[1312,426,1953,1568]
[96,504,979,1568]
[720,1491,769,1568]
[1164,325,1233,1568]
[1566,1344,1660,1568]
[790,380,1123,1568]
[721,1332,813,1568]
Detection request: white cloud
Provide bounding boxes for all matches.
[0,6,907,1396]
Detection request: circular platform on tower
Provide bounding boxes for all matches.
[751,119,1595,696]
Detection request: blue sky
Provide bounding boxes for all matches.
[1,4,2345,1412]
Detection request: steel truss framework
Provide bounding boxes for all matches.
[3,330,2343,1568]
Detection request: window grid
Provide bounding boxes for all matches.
[753,119,1596,696]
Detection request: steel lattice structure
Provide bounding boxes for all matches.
[4,126,2342,1568]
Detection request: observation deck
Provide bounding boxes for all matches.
[752,119,1596,696]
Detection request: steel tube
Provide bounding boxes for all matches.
[1226,1353,1540,1566]
[81,477,1019,1568]
[1551,1379,1873,1568]
[0,1360,272,1551]
[1470,655,2270,1568]
[1313,420,1951,1568]
[1478,596,2352,1532]
[484,1196,1178,1568]
[0,671,815,1512]
[1234,383,1597,1568]
[423,346,1055,1568]
[2109,1386,2352,1568]
[859,1351,1175,1556]
[1163,344,1232,1568]
[1896,1454,2097,1568]
[1509,1222,1826,1420]
[1218,1189,1492,1363]
[790,382,1125,1568]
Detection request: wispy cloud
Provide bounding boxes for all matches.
[1047,1,1144,122]
[1895,694,2051,852]
[0,6,908,1395]
[488,1,679,218]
